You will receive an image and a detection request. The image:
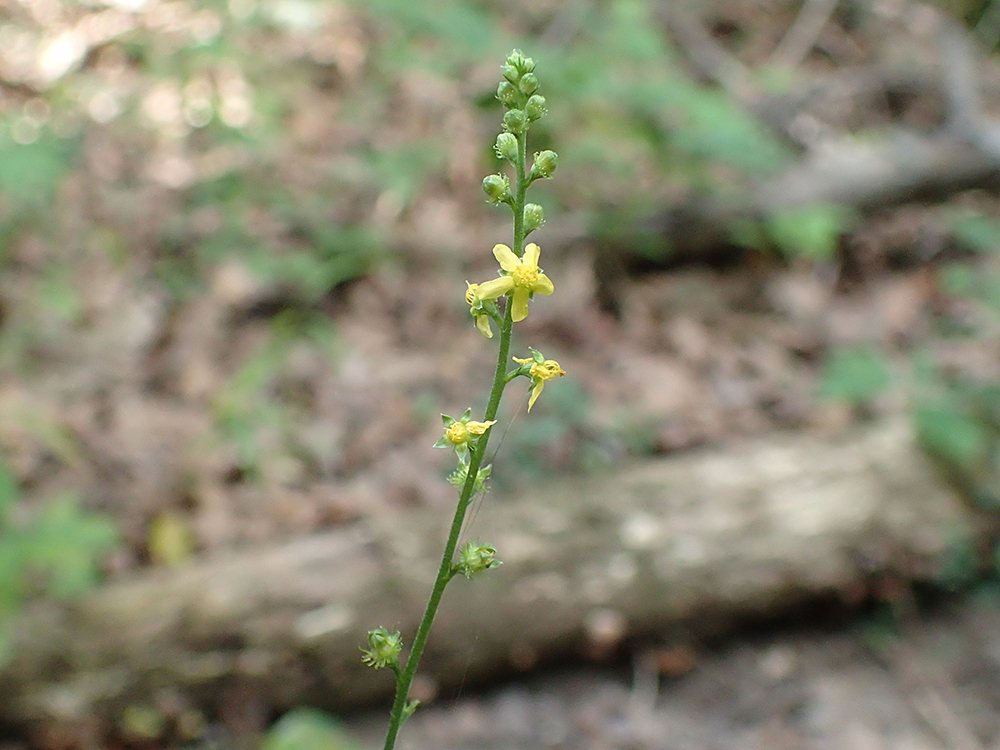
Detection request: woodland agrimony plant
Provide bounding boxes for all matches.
[361,50,564,750]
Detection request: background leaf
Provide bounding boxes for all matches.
[818,345,892,404]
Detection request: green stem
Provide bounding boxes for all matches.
[512,131,527,257]
[381,130,528,750]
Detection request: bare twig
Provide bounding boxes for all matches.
[937,17,982,139]
[661,7,756,105]
[770,0,841,69]
[890,642,984,750]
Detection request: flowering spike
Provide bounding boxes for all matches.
[371,50,562,750]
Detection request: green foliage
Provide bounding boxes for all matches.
[246,226,380,304]
[940,260,1000,315]
[0,135,77,266]
[937,533,980,591]
[502,377,602,484]
[818,345,893,405]
[213,311,336,473]
[348,0,789,216]
[0,135,76,209]
[0,460,117,662]
[262,708,367,750]
[915,403,988,470]
[766,203,854,260]
[358,0,502,71]
[949,209,1000,254]
[15,494,119,597]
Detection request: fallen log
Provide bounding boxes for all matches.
[0,418,979,729]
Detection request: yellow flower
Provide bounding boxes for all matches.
[513,355,566,412]
[475,243,554,323]
[445,419,494,445]
[465,282,494,338]
[434,409,497,462]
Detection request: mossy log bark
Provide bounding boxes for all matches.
[0,418,979,726]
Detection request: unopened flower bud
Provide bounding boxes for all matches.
[525,94,547,122]
[496,81,518,108]
[502,63,519,84]
[482,173,511,204]
[519,73,538,96]
[524,203,544,234]
[507,49,534,76]
[530,150,558,180]
[503,109,527,135]
[495,132,518,163]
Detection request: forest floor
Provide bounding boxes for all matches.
[348,595,1000,750]
[3,0,1000,748]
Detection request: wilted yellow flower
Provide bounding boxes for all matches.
[434,409,497,462]
[513,355,566,412]
[465,282,494,338]
[445,419,494,445]
[475,243,554,322]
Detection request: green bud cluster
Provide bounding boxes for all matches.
[361,627,403,670]
[485,50,558,213]
[494,50,547,125]
[453,541,502,580]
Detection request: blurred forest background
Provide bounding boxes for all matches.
[4,0,1000,747]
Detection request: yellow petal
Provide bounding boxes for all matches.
[493,244,520,272]
[476,276,513,299]
[512,356,532,365]
[533,273,554,296]
[523,243,540,267]
[511,287,530,322]
[466,420,497,435]
[475,313,493,338]
[527,380,544,412]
